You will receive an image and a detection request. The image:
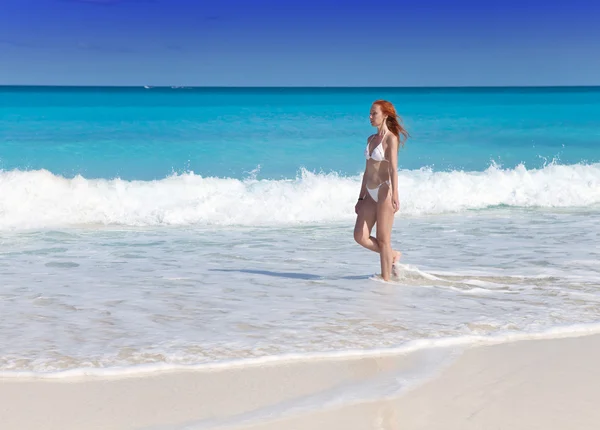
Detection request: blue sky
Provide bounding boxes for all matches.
[1,0,599,86]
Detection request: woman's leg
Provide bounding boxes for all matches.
[376,184,397,281]
[353,196,378,252]
[354,191,401,265]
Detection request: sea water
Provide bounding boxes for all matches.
[1,86,600,376]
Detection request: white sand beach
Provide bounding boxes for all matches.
[2,334,600,430]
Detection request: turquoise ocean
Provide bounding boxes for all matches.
[1,86,600,385]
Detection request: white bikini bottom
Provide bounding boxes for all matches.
[366,180,390,203]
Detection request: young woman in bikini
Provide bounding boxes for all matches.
[354,99,409,281]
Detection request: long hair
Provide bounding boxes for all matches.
[373,99,410,147]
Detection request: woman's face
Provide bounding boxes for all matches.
[369,104,385,127]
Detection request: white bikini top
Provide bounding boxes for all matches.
[365,131,387,162]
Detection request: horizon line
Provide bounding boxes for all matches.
[1,84,600,89]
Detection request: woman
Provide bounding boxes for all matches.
[354,100,409,281]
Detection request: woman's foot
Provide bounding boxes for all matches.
[393,250,402,265]
[391,250,401,278]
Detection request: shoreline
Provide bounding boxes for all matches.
[2,323,600,380]
[2,332,600,430]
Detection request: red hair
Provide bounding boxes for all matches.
[372,99,410,147]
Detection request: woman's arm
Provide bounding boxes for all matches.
[358,136,372,200]
[357,160,368,200]
[355,162,368,214]
[388,134,400,211]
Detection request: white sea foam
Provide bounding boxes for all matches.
[1,173,599,378]
[2,322,599,380]
[1,162,599,230]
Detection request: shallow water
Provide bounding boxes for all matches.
[1,86,599,376]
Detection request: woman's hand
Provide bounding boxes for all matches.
[392,194,400,212]
[355,199,363,214]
